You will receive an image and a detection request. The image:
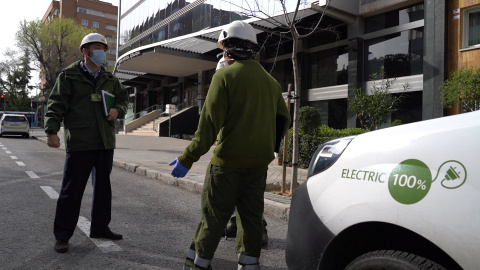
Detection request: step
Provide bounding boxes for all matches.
[127,130,157,136]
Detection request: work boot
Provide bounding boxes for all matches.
[54,240,69,253]
[90,229,123,240]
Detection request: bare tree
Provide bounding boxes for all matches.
[222,0,333,193]
[16,18,93,94]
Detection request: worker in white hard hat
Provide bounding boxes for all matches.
[45,32,129,253]
[215,54,270,248]
[170,20,290,270]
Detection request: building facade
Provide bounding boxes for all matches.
[115,0,479,132]
[42,0,118,69]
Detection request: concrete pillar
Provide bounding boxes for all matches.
[423,0,447,120]
[347,37,365,128]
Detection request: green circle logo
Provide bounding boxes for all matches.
[388,159,432,204]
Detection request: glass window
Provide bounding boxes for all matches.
[308,46,349,88]
[93,22,100,28]
[82,19,88,26]
[307,24,347,48]
[463,5,480,48]
[5,116,27,122]
[391,91,422,125]
[78,8,87,14]
[365,28,423,79]
[365,4,424,33]
[308,99,347,129]
[264,59,293,92]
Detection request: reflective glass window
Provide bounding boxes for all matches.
[365,4,424,33]
[308,46,349,88]
[308,99,347,129]
[365,28,423,79]
[118,0,268,55]
[462,6,480,48]
[263,59,293,92]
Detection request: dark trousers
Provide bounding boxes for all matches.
[54,149,114,241]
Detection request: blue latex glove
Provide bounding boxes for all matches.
[169,158,189,178]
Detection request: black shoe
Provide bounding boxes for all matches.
[90,230,123,240]
[54,240,69,253]
[221,225,237,238]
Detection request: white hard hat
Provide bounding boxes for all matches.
[217,21,257,50]
[80,33,108,51]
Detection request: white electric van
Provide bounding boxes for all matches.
[286,110,480,270]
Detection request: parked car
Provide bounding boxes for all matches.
[286,111,480,270]
[0,113,30,138]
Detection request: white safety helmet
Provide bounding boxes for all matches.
[217,21,257,50]
[79,33,108,51]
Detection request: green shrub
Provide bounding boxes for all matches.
[390,119,402,127]
[299,106,321,134]
[280,125,367,169]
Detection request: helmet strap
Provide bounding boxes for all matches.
[224,48,254,61]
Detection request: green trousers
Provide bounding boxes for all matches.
[184,163,267,269]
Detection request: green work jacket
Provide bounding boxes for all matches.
[44,60,129,152]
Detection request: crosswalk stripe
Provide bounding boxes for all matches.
[40,186,123,253]
[77,216,123,252]
[26,171,39,178]
[40,186,59,200]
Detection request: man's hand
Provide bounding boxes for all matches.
[169,158,189,178]
[47,134,61,148]
[106,108,119,121]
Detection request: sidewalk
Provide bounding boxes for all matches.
[31,128,307,220]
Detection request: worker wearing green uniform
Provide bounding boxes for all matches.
[170,20,290,270]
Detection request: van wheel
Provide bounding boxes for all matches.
[345,250,446,270]
[24,133,30,138]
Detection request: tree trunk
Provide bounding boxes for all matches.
[290,34,300,194]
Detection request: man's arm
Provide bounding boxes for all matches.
[44,72,69,138]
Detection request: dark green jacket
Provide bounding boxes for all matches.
[178,59,291,169]
[44,60,128,152]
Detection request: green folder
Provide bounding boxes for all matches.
[101,90,116,117]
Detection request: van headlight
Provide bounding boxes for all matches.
[307,136,356,179]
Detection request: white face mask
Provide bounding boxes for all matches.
[216,56,229,70]
[89,49,106,67]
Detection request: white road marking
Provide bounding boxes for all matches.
[16,161,26,166]
[6,151,11,154]
[40,186,122,253]
[2,147,6,150]
[10,156,18,160]
[77,216,122,252]
[26,171,39,178]
[40,186,59,200]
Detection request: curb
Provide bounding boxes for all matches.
[33,136,291,221]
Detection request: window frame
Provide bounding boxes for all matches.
[81,19,88,26]
[93,21,100,28]
[462,5,480,49]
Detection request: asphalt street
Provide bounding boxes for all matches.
[0,136,289,269]
[31,128,308,221]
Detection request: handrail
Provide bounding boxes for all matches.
[152,101,196,131]
[124,104,162,124]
